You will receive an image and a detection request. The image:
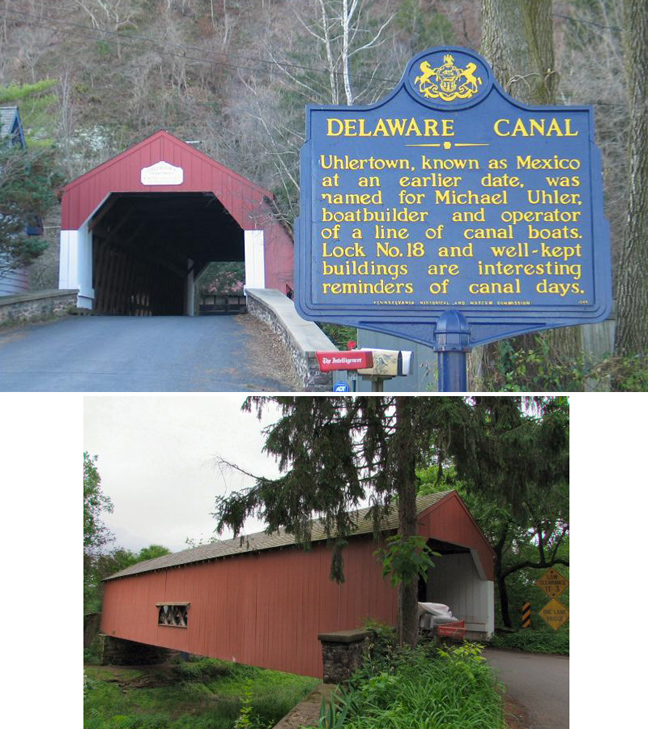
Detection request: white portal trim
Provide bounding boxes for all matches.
[59,194,111,309]
[244,230,265,289]
[59,224,94,309]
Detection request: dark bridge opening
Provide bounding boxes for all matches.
[90,192,244,315]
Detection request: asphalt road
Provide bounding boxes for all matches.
[0,315,296,392]
[484,648,569,729]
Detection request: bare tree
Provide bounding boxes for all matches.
[74,0,139,58]
[482,0,557,104]
[224,0,395,218]
[57,68,77,177]
[556,1,627,276]
[290,0,393,105]
[475,0,582,387]
[615,0,648,355]
[74,0,138,31]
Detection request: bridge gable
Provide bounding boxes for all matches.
[61,130,273,231]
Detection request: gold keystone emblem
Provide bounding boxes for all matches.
[414,54,482,101]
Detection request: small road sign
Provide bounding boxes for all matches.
[539,598,569,630]
[536,567,569,599]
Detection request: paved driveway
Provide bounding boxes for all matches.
[0,315,296,392]
[484,648,569,729]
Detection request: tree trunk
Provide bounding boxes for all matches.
[478,0,581,381]
[615,0,648,355]
[498,573,512,628]
[395,397,419,648]
[482,0,557,105]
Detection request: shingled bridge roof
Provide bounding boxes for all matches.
[104,491,452,581]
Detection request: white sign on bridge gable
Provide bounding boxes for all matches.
[140,161,184,186]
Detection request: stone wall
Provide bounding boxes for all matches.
[99,635,176,666]
[318,629,371,684]
[272,684,336,729]
[245,288,335,391]
[0,288,77,326]
[84,613,102,650]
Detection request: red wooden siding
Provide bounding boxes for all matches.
[102,536,397,678]
[101,492,494,678]
[418,493,495,581]
[60,130,294,293]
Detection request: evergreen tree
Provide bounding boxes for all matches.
[1,80,62,275]
[213,396,558,646]
[0,140,60,274]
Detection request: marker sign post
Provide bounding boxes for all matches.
[296,47,612,391]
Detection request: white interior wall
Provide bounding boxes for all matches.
[426,552,494,637]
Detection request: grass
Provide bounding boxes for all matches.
[326,641,506,729]
[489,627,569,655]
[84,658,320,729]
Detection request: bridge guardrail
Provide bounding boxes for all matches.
[0,288,78,327]
[245,288,337,392]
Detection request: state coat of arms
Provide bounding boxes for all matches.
[414,54,482,101]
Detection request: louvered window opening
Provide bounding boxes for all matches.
[157,603,189,628]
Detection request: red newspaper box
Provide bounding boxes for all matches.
[316,351,374,372]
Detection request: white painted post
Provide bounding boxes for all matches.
[244,230,265,289]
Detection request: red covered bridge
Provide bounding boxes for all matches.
[101,491,495,678]
[59,131,294,314]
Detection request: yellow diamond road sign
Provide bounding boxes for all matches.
[536,567,568,598]
[539,598,569,630]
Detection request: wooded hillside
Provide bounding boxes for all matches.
[3,1,644,385]
[0,1,627,227]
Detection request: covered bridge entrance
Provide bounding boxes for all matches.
[59,131,293,315]
[101,491,495,678]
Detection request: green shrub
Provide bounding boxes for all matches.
[233,682,273,729]
[319,323,358,350]
[490,627,569,655]
[85,646,102,664]
[172,658,232,682]
[361,619,398,676]
[327,641,505,729]
[483,335,648,393]
[487,334,588,391]
[592,351,648,391]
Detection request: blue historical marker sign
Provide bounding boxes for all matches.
[296,47,612,373]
